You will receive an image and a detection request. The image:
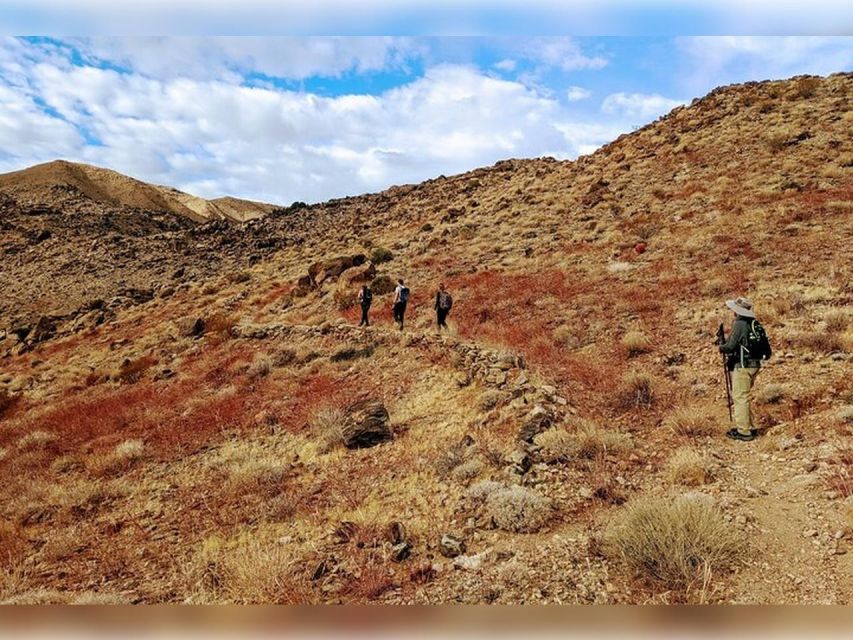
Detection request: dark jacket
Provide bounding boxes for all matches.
[719,316,762,369]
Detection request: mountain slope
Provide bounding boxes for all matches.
[0,73,851,605]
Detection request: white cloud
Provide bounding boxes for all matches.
[494,58,516,72]
[601,92,684,120]
[0,38,649,205]
[675,36,853,92]
[566,85,591,101]
[515,37,607,71]
[69,37,425,81]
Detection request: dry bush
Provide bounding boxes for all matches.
[789,331,844,354]
[664,406,717,437]
[87,439,145,477]
[116,355,156,384]
[665,449,712,487]
[552,324,577,348]
[451,458,484,483]
[247,353,273,380]
[370,275,396,296]
[605,493,742,592]
[621,331,652,357]
[272,348,298,367]
[534,427,576,463]
[483,485,552,533]
[16,430,57,452]
[755,383,787,405]
[792,76,820,99]
[825,310,849,333]
[311,405,348,452]
[206,312,239,342]
[614,372,655,411]
[575,423,632,459]
[184,535,309,604]
[765,133,789,153]
[370,246,394,264]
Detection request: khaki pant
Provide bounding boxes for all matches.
[732,366,759,435]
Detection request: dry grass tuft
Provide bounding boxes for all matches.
[665,449,713,486]
[311,405,348,453]
[574,423,632,459]
[534,427,576,463]
[205,312,239,343]
[247,353,273,380]
[184,534,309,604]
[664,406,718,437]
[88,439,145,477]
[825,310,849,333]
[16,430,58,452]
[606,493,742,593]
[621,331,652,357]
[614,372,655,411]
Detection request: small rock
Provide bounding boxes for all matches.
[391,541,412,562]
[453,553,484,571]
[439,534,466,558]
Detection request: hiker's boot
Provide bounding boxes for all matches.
[726,428,756,442]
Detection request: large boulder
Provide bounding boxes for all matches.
[342,399,392,449]
[308,254,366,285]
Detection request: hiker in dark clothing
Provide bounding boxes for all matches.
[392,279,410,330]
[434,282,453,331]
[719,296,772,442]
[357,284,372,327]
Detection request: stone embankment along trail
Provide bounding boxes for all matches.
[233,321,576,442]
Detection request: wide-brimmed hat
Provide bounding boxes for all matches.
[726,296,756,318]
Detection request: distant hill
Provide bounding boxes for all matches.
[0,159,278,223]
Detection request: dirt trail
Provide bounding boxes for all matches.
[719,432,851,604]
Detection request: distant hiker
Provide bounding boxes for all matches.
[357,284,372,327]
[718,297,772,441]
[434,282,453,331]
[392,279,410,330]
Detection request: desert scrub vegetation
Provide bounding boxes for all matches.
[825,309,849,333]
[574,423,632,459]
[605,493,742,596]
[116,355,156,384]
[664,405,717,437]
[614,372,655,411]
[87,439,145,477]
[665,449,713,487]
[16,430,57,452]
[370,246,394,264]
[464,481,552,533]
[370,274,396,296]
[534,427,576,463]
[184,533,309,604]
[621,331,652,357]
[246,352,273,381]
[205,312,239,343]
[311,405,348,453]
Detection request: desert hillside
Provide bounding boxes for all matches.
[0,73,850,604]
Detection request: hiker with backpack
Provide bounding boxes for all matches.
[434,282,453,331]
[357,284,372,327]
[718,297,772,441]
[392,279,410,330]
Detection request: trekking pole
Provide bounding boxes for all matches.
[716,323,734,422]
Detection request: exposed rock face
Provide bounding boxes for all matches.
[341,399,392,449]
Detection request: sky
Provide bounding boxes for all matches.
[1,31,852,204]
